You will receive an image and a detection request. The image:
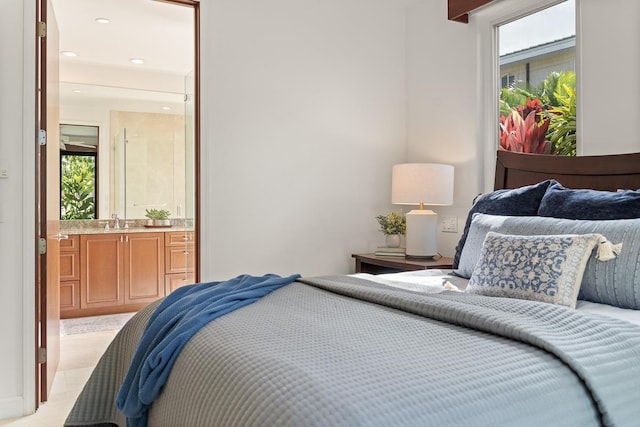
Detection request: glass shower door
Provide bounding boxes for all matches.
[182,71,197,285]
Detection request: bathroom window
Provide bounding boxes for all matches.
[60,124,98,220]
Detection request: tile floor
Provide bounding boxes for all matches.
[0,330,118,426]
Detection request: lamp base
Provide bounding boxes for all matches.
[405,209,438,258]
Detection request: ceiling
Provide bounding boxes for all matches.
[51,0,194,110]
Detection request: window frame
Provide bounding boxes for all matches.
[59,124,100,220]
[473,0,577,193]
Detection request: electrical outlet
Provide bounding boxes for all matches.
[0,169,7,179]
[441,216,458,233]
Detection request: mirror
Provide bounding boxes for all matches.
[59,82,189,220]
[54,0,196,223]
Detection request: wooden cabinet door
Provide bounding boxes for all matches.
[60,281,80,312]
[60,236,80,281]
[60,236,80,313]
[124,232,165,304]
[165,244,195,274]
[165,231,194,246]
[165,272,196,294]
[80,234,124,309]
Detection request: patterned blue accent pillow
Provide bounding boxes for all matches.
[467,232,602,308]
[452,180,556,269]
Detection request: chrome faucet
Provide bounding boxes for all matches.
[112,214,121,229]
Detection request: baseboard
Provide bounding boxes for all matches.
[0,396,29,420]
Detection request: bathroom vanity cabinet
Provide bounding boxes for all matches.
[60,229,195,319]
[164,231,196,293]
[81,232,164,311]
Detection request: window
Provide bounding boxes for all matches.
[60,125,98,219]
[498,0,576,155]
[501,74,516,88]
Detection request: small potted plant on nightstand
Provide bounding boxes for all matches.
[376,212,406,248]
[145,208,172,227]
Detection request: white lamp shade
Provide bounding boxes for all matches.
[391,163,454,257]
[391,163,454,206]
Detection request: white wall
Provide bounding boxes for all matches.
[0,0,35,418]
[406,0,479,257]
[578,0,640,155]
[199,0,409,280]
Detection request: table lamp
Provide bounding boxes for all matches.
[391,163,454,258]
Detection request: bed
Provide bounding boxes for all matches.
[66,151,640,427]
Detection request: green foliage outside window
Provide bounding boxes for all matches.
[500,71,576,156]
[61,155,96,220]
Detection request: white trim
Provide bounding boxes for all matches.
[574,0,583,155]
[0,398,25,419]
[473,0,574,192]
[22,0,36,416]
[197,0,209,281]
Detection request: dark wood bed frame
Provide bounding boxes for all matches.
[494,150,640,191]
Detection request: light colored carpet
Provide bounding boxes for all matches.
[60,312,136,335]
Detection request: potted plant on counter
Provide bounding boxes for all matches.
[375,212,406,248]
[145,209,172,227]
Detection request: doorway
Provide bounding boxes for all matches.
[37,0,200,407]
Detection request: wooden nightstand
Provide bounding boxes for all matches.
[352,253,454,274]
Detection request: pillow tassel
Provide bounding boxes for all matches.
[597,238,623,261]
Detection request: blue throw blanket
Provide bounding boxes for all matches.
[116,273,300,427]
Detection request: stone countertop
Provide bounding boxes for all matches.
[61,226,195,235]
[60,219,195,235]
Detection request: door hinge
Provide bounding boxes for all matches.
[38,238,47,255]
[38,347,47,364]
[39,129,47,146]
[37,21,47,38]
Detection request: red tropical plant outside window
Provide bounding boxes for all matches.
[499,98,551,154]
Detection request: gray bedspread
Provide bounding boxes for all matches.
[65,275,640,427]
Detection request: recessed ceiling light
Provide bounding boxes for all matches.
[61,51,77,57]
[129,58,145,65]
[95,18,111,24]
[161,106,171,111]
[72,89,81,93]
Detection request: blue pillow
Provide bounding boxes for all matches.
[457,213,640,309]
[452,180,555,269]
[538,181,640,219]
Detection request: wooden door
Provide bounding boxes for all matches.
[124,232,165,304]
[81,234,124,309]
[36,0,61,404]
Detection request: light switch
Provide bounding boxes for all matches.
[441,216,458,233]
[0,169,8,179]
